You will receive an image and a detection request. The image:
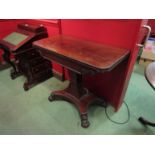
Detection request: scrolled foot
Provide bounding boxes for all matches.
[10,69,21,80]
[11,71,17,80]
[11,73,16,80]
[81,113,90,128]
[23,82,30,91]
[48,94,56,102]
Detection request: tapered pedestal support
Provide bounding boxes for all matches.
[48,70,107,128]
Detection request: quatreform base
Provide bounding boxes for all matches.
[48,71,107,128]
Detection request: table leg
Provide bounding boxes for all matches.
[2,49,21,79]
[48,69,106,128]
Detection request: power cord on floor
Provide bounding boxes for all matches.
[105,101,130,124]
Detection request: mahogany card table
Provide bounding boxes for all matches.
[33,35,129,128]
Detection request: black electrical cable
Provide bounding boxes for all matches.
[105,101,130,124]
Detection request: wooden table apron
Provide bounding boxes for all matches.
[33,35,129,128]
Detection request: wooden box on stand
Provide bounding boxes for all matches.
[0,23,53,91]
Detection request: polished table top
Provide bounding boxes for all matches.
[33,35,130,72]
[145,61,155,90]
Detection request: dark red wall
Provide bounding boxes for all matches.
[148,19,155,35]
[61,19,139,48]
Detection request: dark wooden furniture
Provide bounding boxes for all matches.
[139,61,155,127]
[33,35,130,128]
[145,62,155,90]
[0,23,52,90]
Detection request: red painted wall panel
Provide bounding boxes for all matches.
[148,19,155,35]
[61,19,141,49]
